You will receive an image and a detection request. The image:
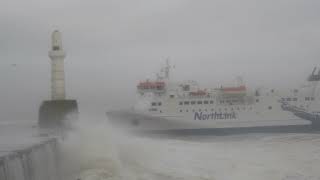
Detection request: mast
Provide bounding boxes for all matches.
[164,58,171,80]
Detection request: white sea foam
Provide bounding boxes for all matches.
[60,115,320,180]
[59,114,128,180]
[114,133,320,180]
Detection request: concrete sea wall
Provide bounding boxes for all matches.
[0,138,59,180]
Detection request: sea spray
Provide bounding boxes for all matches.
[59,114,131,180]
[58,112,320,180]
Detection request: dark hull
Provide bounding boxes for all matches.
[145,124,319,136]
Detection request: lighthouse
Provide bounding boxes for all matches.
[38,30,78,128]
[49,30,66,100]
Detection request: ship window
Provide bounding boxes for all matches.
[305,97,310,101]
[311,97,315,101]
[151,102,157,106]
[191,101,196,105]
[197,101,202,104]
[232,100,237,103]
[281,98,286,101]
[293,98,297,101]
[210,100,214,104]
[180,110,182,112]
[160,110,162,113]
[192,109,195,112]
[256,99,259,103]
[204,101,209,104]
[211,109,214,111]
[237,107,240,110]
[286,98,291,101]
[199,109,202,112]
[184,101,190,105]
[179,102,183,105]
[170,95,175,98]
[268,106,272,110]
[186,109,189,112]
[231,107,234,110]
[220,100,224,104]
[158,102,162,106]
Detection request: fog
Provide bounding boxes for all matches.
[1,0,320,121]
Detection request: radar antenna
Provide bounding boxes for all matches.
[157,57,175,80]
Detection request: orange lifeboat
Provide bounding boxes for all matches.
[189,90,207,96]
[137,81,165,91]
[220,85,246,96]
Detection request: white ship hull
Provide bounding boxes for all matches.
[107,109,310,132]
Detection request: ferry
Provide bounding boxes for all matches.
[107,61,320,132]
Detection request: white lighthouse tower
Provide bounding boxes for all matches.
[38,30,78,128]
[48,30,66,100]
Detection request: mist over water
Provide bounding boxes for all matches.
[59,114,125,180]
[59,114,320,180]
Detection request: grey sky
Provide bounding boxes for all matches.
[1,0,320,120]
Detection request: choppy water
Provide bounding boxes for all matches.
[61,117,320,180]
[2,119,320,180]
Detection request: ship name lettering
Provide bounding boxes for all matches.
[194,112,236,120]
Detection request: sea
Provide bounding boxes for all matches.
[1,116,320,180]
[61,115,320,180]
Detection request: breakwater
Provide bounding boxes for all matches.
[0,122,60,180]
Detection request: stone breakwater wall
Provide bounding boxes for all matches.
[0,138,59,180]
